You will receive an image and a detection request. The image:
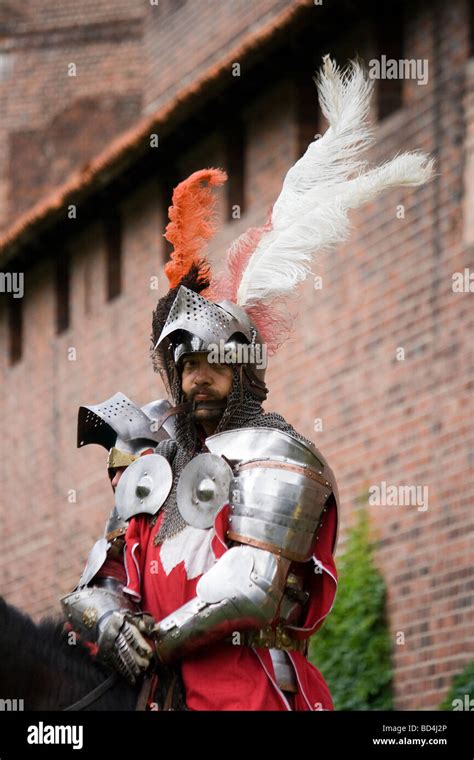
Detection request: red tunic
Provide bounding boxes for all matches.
[123,497,338,712]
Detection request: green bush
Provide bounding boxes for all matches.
[309,508,394,710]
[438,660,474,711]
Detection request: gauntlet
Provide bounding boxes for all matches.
[97,610,155,685]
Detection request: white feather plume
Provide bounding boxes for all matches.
[236,55,435,308]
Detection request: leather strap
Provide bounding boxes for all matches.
[63,673,119,711]
[153,401,194,431]
[135,674,153,711]
[163,673,179,711]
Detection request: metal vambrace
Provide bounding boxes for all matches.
[61,578,154,684]
[151,545,291,665]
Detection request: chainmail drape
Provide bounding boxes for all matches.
[152,364,315,545]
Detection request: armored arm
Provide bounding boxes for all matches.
[64,442,178,682]
[152,545,292,663]
[61,392,177,682]
[150,427,336,665]
[60,505,154,683]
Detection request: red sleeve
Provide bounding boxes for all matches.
[123,514,152,603]
[288,499,339,639]
[94,553,127,585]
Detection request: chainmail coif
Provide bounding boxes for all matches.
[152,364,314,545]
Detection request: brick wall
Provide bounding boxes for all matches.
[141,0,292,114]
[265,0,473,710]
[0,0,472,711]
[0,0,301,232]
[0,0,145,229]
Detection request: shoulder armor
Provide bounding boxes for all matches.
[205,426,328,473]
[77,393,174,452]
[141,398,177,440]
[205,427,339,560]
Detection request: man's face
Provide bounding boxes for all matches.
[181,352,233,426]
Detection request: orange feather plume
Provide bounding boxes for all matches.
[163,167,227,288]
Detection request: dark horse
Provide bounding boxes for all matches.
[0,596,186,710]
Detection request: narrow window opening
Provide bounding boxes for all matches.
[469,1,474,58]
[8,294,22,365]
[224,117,246,221]
[376,5,405,120]
[56,249,70,333]
[295,66,321,159]
[105,211,122,301]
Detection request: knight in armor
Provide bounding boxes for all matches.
[63,56,433,710]
[61,394,177,686]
